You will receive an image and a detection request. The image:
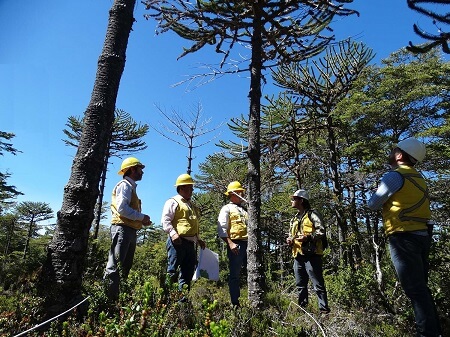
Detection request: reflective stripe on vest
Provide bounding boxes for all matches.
[382,165,430,236]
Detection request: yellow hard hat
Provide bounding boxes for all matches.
[174,173,195,186]
[225,181,245,196]
[118,157,145,175]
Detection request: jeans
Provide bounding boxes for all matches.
[104,224,137,300]
[293,254,329,311]
[227,240,247,305]
[389,232,441,337]
[166,237,197,291]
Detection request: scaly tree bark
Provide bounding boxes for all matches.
[63,109,149,239]
[144,0,357,308]
[41,0,136,314]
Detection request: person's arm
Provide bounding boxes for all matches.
[193,204,206,249]
[115,181,145,221]
[217,204,230,238]
[161,198,178,237]
[217,204,239,254]
[368,171,404,210]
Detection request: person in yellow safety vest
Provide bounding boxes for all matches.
[161,173,206,298]
[104,157,151,300]
[286,189,330,314]
[217,181,248,308]
[368,137,442,337]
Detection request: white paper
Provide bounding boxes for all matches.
[193,248,219,281]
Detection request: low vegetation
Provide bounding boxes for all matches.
[1,231,448,337]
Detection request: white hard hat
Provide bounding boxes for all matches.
[292,189,309,200]
[397,138,426,162]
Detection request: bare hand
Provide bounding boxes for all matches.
[198,239,206,250]
[230,242,239,255]
[171,233,182,245]
[295,235,307,242]
[142,215,151,226]
[286,237,293,246]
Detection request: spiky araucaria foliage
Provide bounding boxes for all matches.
[144,0,358,309]
[407,0,450,54]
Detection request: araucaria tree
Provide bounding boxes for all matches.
[270,40,375,265]
[152,102,222,175]
[41,0,137,313]
[63,109,149,239]
[15,201,53,260]
[144,0,357,308]
[0,131,23,212]
[407,0,450,54]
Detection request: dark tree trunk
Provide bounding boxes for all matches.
[23,214,35,260]
[246,3,266,309]
[93,146,110,240]
[325,115,349,265]
[348,184,363,265]
[40,0,136,315]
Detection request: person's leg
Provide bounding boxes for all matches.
[166,237,182,286]
[227,240,247,306]
[389,233,441,337]
[305,254,330,312]
[104,225,131,300]
[121,226,137,279]
[179,239,196,291]
[294,254,310,307]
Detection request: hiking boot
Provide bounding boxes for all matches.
[320,308,331,315]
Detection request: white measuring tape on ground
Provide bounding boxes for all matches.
[13,295,91,337]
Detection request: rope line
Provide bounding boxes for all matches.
[285,301,327,337]
[13,295,91,337]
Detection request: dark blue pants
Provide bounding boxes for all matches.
[293,253,329,311]
[226,240,247,305]
[166,237,196,291]
[389,232,441,337]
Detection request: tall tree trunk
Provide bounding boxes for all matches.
[4,218,14,257]
[23,215,35,260]
[40,0,136,314]
[93,146,110,240]
[246,4,266,309]
[348,184,362,265]
[325,116,349,265]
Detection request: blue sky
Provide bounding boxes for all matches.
[1,1,447,227]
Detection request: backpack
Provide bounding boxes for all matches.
[308,210,329,250]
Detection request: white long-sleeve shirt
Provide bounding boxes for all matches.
[113,176,145,221]
[161,196,200,243]
[368,171,404,211]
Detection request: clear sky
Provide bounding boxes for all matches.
[1,1,447,227]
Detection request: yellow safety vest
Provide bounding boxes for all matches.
[172,195,199,236]
[382,165,430,236]
[111,179,142,230]
[290,211,324,256]
[227,203,248,240]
